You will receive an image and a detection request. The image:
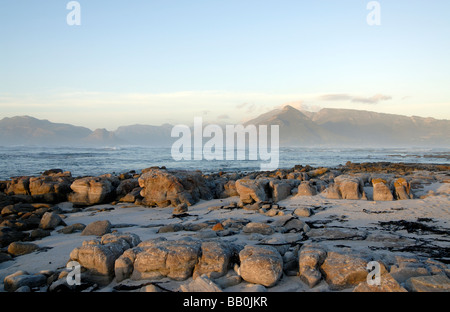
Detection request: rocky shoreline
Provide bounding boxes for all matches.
[1,162,449,292]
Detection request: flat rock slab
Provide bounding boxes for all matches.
[320,252,368,290]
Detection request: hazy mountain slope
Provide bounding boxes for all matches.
[311,108,450,146]
[0,116,92,146]
[114,124,174,146]
[245,105,347,146]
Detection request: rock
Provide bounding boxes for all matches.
[353,270,407,292]
[235,179,270,204]
[81,220,112,236]
[68,177,115,206]
[0,251,12,263]
[172,203,188,216]
[283,218,309,233]
[294,207,313,217]
[138,169,213,207]
[405,275,450,292]
[157,223,184,233]
[39,212,65,230]
[3,271,47,292]
[269,181,292,202]
[115,178,139,197]
[298,244,327,288]
[214,270,242,289]
[119,187,142,203]
[15,286,31,292]
[6,177,30,195]
[295,181,317,197]
[181,274,223,292]
[322,184,341,199]
[239,245,283,287]
[57,223,86,234]
[70,232,140,285]
[242,222,274,235]
[221,180,239,198]
[389,257,430,283]
[29,228,51,240]
[259,234,290,256]
[129,238,201,281]
[140,284,161,292]
[7,241,39,256]
[212,223,224,231]
[29,175,72,203]
[320,252,368,290]
[372,178,394,201]
[332,175,366,200]
[307,228,367,241]
[0,227,28,248]
[393,178,414,200]
[193,242,231,279]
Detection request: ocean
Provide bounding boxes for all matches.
[0,146,449,180]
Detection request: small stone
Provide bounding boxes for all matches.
[294,207,312,217]
[212,223,224,231]
[242,222,274,235]
[140,284,161,292]
[157,223,184,233]
[173,203,188,215]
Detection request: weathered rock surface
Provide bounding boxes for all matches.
[70,232,140,284]
[3,271,47,292]
[138,169,213,207]
[330,175,367,200]
[295,181,317,197]
[7,241,39,256]
[193,241,232,279]
[320,252,368,290]
[81,220,112,236]
[239,245,283,287]
[298,244,327,288]
[117,238,202,282]
[235,179,270,204]
[372,178,394,201]
[269,180,292,202]
[39,212,65,230]
[405,275,450,292]
[242,222,274,235]
[68,177,115,206]
[180,274,223,292]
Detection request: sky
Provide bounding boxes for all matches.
[1,0,450,130]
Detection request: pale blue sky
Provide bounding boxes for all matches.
[1,0,449,129]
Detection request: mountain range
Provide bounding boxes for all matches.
[0,106,449,147]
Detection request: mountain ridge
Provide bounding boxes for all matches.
[0,107,449,147]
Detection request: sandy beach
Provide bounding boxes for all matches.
[1,163,449,293]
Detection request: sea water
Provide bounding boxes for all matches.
[0,146,448,180]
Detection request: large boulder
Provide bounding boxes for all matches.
[238,245,283,287]
[193,241,232,279]
[332,175,367,200]
[235,179,270,204]
[393,178,414,200]
[29,174,72,203]
[405,275,450,292]
[269,180,292,202]
[39,212,65,230]
[68,177,115,206]
[7,241,39,256]
[372,178,394,201]
[298,244,327,288]
[320,252,368,290]
[138,169,213,207]
[120,238,202,281]
[81,220,112,236]
[3,271,47,292]
[69,232,140,285]
[295,181,317,197]
[5,177,30,195]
